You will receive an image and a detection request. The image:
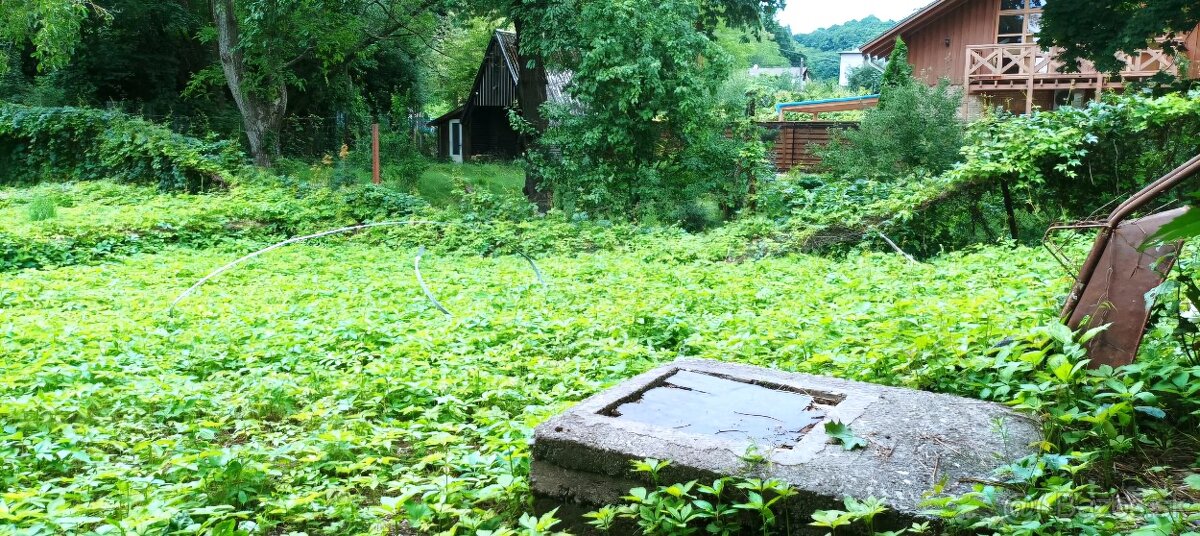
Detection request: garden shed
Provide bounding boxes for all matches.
[430,30,571,163]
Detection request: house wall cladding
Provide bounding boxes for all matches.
[475,45,517,107]
[468,107,520,159]
[903,0,998,86]
[759,121,858,173]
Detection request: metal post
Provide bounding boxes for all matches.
[372,123,381,185]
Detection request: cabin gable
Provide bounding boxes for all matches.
[472,38,519,108]
[898,0,998,86]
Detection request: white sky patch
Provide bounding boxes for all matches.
[778,0,931,34]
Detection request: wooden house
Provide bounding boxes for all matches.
[859,0,1200,115]
[430,30,571,163]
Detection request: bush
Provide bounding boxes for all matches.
[528,0,772,222]
[846,65,882,93]
[818,79,964,180]
[952,89,1200,217]
[338,184,429,224]
[0,105,242,191]
[26,195,56,221]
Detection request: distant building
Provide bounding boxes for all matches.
[858,0,1200,115]
[747,64,811,87]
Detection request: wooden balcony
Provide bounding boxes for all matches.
[964,43,1178,95]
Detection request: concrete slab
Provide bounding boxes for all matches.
[531,359,1040,534]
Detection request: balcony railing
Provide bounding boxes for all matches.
[965,43,1178,90]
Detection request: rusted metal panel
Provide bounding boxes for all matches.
[1065,209,1185,368]
[1052,154,1200,368]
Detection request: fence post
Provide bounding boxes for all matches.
[372,123,381,185]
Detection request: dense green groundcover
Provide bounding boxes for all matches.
[2,181,1200,535]
[1,227,1063,534]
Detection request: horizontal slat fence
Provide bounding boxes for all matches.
[757,121,858,173]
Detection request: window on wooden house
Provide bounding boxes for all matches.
[997,0,1044,44]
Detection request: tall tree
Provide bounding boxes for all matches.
[514,0,778,219]
[208,0,446,167]
[502,0,780,209]
[1039,0,1200,74]
[878,37,912,106]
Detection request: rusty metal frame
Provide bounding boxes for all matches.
[1058,154,1200,322]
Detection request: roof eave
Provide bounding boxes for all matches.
[860,0,968,57]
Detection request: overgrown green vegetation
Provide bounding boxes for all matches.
[417,163,524,207]
[3,2,1200,536]
[3,174,1200,535]
[0,186,1073,534]
[0,105,241,191]
[525,0,772,223]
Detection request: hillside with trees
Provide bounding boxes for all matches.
[793,15,896,80]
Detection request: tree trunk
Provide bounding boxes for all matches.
[514,15,552,212]
[1000,179,1020,241]
[212,0,287,167]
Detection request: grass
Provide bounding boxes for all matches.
[417,162,525,206]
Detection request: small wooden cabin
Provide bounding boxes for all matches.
[430,30,570,163]
[859,0,1200,115]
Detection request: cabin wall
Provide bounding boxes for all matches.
[437,124,448,160]
[898,0,999,86]
[466,107,520,160]
[1187,26,1200,78]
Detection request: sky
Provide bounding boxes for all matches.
[778,0,931,34]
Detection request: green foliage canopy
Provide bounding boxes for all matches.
[846,65,882,93]
[0,104,242,191]
[1039,0,1200,74]
[792,16,895,80]
[523,0,774,222]
[818,78,964,180]
[0,0,107,73]
[878,37,913,105]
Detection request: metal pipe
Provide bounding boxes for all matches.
[169,220,547,314]
[1108,153,1200,226]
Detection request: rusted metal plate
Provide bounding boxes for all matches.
[1066,209,1186,368]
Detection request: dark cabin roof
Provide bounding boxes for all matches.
[428,105,464,126]
[494,30,574,105]
[860,0,965,57]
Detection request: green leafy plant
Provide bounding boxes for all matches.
[824,421,867,451]
[817,77,964,180]
[26,194,56,221]
[0,104,242,191]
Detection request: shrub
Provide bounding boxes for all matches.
[817,79,964,180]
[338,184,429,223]
[528,0,772,222]
[952,89,1200,217]
[0,105,242,191]
[26,195,56,221]
[878,37,914,101]
[846,65,883,93]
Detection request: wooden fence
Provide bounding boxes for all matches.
[757,121,858,173]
